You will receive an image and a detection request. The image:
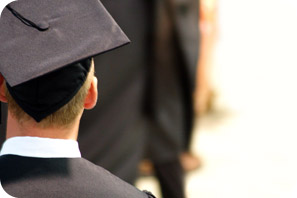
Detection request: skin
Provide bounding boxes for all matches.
[0,64,98,141]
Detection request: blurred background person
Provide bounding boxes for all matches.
[78,0,152,184]
[194,0,218,117]
[143,0,200,197]
[78,0,200,198]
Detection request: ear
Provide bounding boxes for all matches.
[0,74,8,103]
[84,76,98,110]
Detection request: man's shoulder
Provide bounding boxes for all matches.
[0,155,152,198]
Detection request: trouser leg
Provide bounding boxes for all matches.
[153,158,186,198]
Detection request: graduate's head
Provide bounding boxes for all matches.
[0,58,97,128]
[0,0,129,130]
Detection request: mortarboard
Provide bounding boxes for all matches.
[0,0,130,122]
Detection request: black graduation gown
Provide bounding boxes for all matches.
[0,155,154,198]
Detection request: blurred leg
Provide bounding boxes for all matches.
[154,158,185,198]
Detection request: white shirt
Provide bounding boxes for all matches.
[0,136,81,158]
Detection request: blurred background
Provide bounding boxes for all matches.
[137,0,297,197]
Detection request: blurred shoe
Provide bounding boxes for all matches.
[139,159,154,176]
[180,152,202,172]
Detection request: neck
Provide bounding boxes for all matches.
[6,112,80,140]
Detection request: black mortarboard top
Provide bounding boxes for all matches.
[0,0,130,122]
[0,0,129,87]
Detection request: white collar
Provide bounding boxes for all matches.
[0,136,81,158]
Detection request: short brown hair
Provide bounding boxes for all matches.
[5,62,94,128]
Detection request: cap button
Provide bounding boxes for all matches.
[36,21,50,31]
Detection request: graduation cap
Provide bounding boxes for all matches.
[0,0,130,122]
